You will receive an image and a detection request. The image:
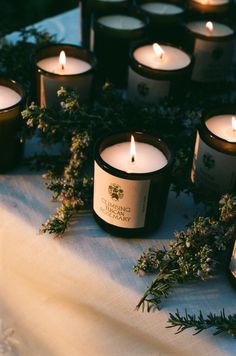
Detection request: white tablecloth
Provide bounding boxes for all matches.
[1,7,236,356]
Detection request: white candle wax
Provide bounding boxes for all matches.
[98,14,145,30]
[186,21,233,37]
[141,2,183,15]
[0,86,21,110]
[193,0,229,5]
[133,45,191,70]
[37,57,92,75]
[206,115,236,143]
[101,141,167,173]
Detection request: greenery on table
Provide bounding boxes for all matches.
[1,28,236,339]
[167,309,236,338]
[0,28,56,92]
[134,194,236,337]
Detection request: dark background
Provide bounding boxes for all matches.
[0,0,78,35]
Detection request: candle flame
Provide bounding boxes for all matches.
[130,135,136,163]
[59,50,66,70]
[232,116,236,131]
[206,21,213,33]
[153,43,164,60]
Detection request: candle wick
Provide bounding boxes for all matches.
[61,64,64,70]
[131,155,135,163]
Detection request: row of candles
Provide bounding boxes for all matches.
[0,0,236,236]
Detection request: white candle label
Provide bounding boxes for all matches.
[40,75,92,108]
[191,39,235,82]
[230,240,236,278]
[93,162,150,228]
[128,67,170,103]
[191,132,236,193]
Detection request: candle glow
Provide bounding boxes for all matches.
[59,50,66,70]
[153,43,164,60]
[232,116,236,131]
[130,135,136,163]
[206,21,213,33]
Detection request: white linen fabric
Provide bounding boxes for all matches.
[1,7,236,356]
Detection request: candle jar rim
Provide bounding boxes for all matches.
[0,77,25,112]
[129,41,193,78]
[34,43,97,78]
[140,1,185,18]
[199,105,236,153]
[90,0,131,12]
[189,0,230,13]
[95,11,149,38]
[184,21,236,41]
[94,131,174,178]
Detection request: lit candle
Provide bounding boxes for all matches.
[133,43,190,70]
[37,51,92,75]
[0,78,24,172]
[35,44,96,108]
[185,21,235,83]
[191,108,236,195]
[188,0,230,15]
[128,43,192,103]
[94,13,147,87]
[193,0,229,5]
[93,132,173,235]
[206,115,236,142]
[100,135,168,173]
[187,21,233,37]
[0,86,21,110]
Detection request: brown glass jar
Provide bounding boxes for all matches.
[0,78,25,172]
[93,131,173,237]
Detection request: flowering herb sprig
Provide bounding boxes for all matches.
[134,194,236,312]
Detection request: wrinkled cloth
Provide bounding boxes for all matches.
[1,7,236,356]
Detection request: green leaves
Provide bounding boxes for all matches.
[167,309,236,338]
[134,194,236,312]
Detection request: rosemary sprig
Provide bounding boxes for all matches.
[0,28,56,93]
[134,195,236,311]
[167,309,236,337]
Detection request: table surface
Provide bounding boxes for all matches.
[1,7,236,356]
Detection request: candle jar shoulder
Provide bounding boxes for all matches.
[35,44,96,108]
[187,0,231,21]
[191,106,236,196]
[94,12,148,87]
[139,2,186,44]
[128,42,193,104]
[93,131,173,237]
[0,78,25,172]
[183,21,236,85]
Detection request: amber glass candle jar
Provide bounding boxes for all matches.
[0,78,25,172]
[93,131,173,236]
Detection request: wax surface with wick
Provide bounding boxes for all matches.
[206,115,236,143]
[141,2,183,15]
[0,86,22,110]
[98,15,145,30]
[186,21,234,37]
[133,44,191,70]
[101,141,167,173]
[193,0,229,5]
[37,57,92,75]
